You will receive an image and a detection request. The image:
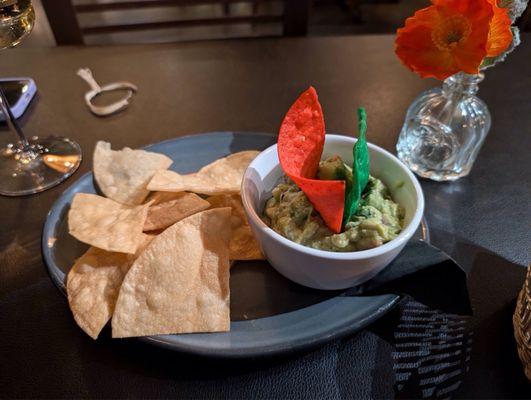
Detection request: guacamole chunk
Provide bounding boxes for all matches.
[262,158,404,252]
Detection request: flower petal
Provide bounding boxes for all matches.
[486,0,513,57]
[395,6,456,80]
[449,0,493,74]
[396,24,456,79]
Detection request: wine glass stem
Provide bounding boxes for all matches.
[0,86,30,149]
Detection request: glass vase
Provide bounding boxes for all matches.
[396,72,491,181]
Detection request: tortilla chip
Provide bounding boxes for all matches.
[93,141,173,205]
[278,87,345,233]
[144,191,187,205]
[278,87,325,179]
[143,192,210,231]
[66,234,155,339]
[147,150,259,195]
[207,194,264,261]
[112,208,231,338]
[68,193,150,254]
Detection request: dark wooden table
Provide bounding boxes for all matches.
[1,35,530,398]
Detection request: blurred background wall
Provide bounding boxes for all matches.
[22,0,530,47]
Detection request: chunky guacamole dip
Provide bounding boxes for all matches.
[263,156,404,252]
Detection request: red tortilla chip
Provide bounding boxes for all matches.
[295,177,345,234]
[278,87,325,178]
[278,87,345,233]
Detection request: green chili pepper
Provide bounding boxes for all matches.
[343,107,370,226]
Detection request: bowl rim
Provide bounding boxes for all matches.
[241,134,425,261]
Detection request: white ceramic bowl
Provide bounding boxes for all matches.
[241,134,425,290]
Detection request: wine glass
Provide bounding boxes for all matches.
[0,0,81,196]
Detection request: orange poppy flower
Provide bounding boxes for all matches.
[395,0,494,80]
[486,0,513,57]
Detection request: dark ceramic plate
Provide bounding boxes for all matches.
[42,132,428,358]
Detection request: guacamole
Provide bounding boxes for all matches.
[262,157,404,252]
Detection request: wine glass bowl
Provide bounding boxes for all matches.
[0,134,81,196]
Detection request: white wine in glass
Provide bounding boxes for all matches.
[0,0,81,196]
[0,0,34,49]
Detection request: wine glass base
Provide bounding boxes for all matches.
[0,136,82,196]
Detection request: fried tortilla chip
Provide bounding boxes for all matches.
[112,208,231,338]
[145,191,188,205]
[66,234,155,339]
[147,150,259,196]
[93,141,173,205]
[278,87,345,233]
[207,194,264,261]
[68,193,150,254]
[143,192,210,231]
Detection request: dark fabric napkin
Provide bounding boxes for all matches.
[344,239,472,316]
